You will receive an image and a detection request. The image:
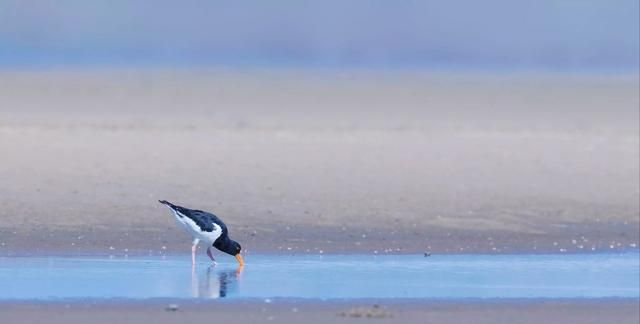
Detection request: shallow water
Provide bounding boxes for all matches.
[0,253,638,300]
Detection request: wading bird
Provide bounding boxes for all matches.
[159,200,244,266]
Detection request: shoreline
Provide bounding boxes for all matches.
[2,246,639,257]
[1,221,638,256]
[1,297,638,304]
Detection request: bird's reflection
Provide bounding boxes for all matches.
[191,265,242,298]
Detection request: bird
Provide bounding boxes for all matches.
[158,200,244,266]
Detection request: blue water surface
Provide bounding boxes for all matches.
[0,253,637,300]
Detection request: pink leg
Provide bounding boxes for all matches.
[207,247,217,265]
[191,238,200,265]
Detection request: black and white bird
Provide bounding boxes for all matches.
[159,200,244,266]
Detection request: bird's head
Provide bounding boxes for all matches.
[220,240,244,266]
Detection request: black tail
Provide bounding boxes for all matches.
[158,200,176,208]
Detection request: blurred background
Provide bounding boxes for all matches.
[1,0,638,70]
[0,0,638,253]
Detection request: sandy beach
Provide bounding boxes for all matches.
[1,2,638,323]
[0,70,638,323]
[0,70,638,256]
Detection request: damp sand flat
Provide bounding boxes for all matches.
[2,300,638,324]
[0,253,637,300]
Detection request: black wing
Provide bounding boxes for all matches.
[160,200,227,234]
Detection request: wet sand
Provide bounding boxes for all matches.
[1,299,639,324]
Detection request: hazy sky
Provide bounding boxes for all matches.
[0,0,638,70]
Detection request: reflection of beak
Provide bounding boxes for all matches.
[235,254,245,266]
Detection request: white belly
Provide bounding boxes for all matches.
[172,210,222,245]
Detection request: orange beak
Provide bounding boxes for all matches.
[235,254,245,266]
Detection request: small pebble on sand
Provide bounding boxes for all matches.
[339,304,393,318]
[165,304,179,312]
